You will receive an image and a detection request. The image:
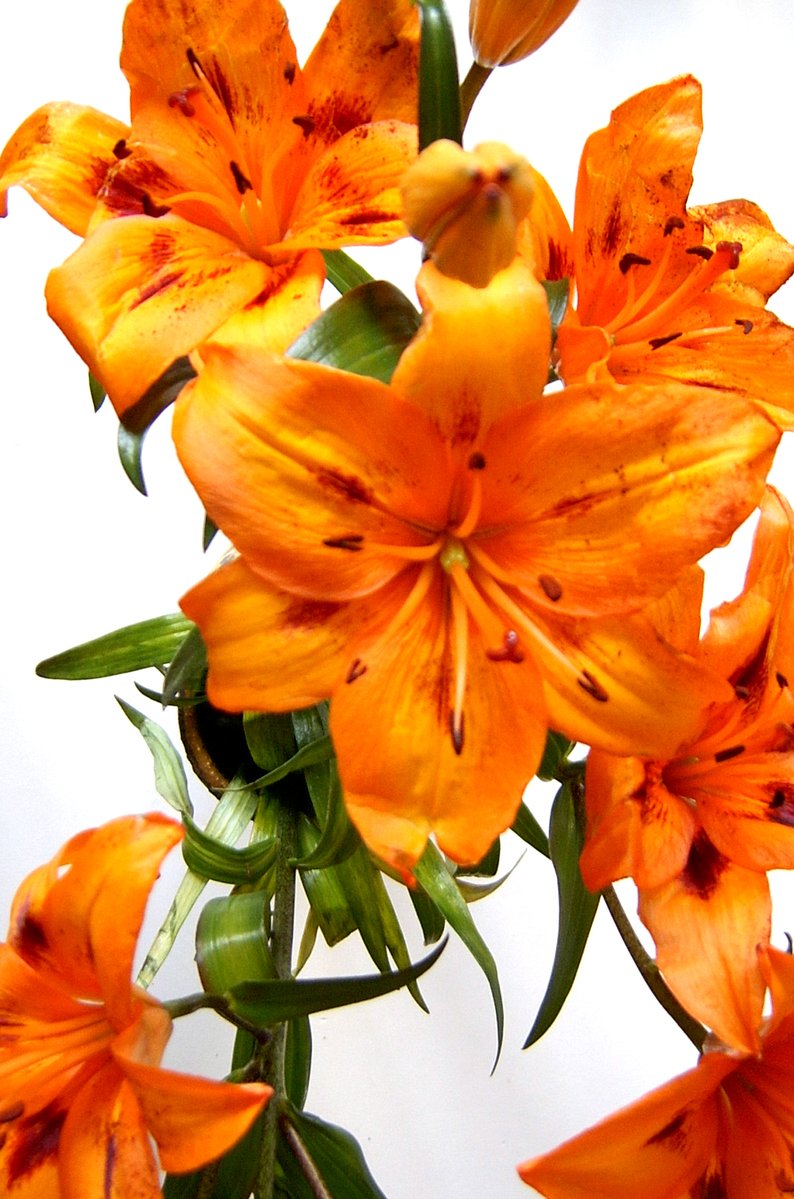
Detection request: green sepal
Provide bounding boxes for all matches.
[417,0,462,148]
[203,514,218,551]
[223,939,444,1027]
[116,697,192,817]
[278,1106,388,1199]
[523,780,600,1047]
[36,613,193,680]
[117,356,197,494]
[161,625,208,705]
[511,800,550,857]
[413,843,504,1066]
[287,280,419,384]
[88,371,105,411]
[196,893,276,994]
[536,729,576,782]
[322,249,375,294]
[183,816,277,884]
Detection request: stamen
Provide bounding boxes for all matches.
[619,252,651,274]
[364,534,443,561]
[735,319,753,335]
[230,161,253,195]
[577,670,609,703]
[449,584,469,752]
[323,535,364,552]
[449,709,465,755]
[468,451,486,470]
[777,671,789,688]
[649,332,682,350]
[379,562,436,643]
[486,630,524,663]
[538,574,563,602]
[346,659,367,684]
[714,744,745,762]
[663,216,685,236]
[450,474,482,539]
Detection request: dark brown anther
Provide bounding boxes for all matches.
[577,670,609,703]
[186,47,203,77]
[538,574,563,602]
[283,62,296,84]
[229,161,253,194]
[717,239,743,269]
[323,534,364,552]
[468,451,486,470]
[649,332,683,350]
[686,245,713,261]
[112,138,131,160]
[777,671,790,689]
[168,89,197,118]
[486,630,525,664]
[618,252,652,274]
[346,658,367,684]
[292,115,315,138]
[735,319,754,335]
[734,684,750,700]
[714,744,745,763]
[449,710,465,755]
[141,193,170,218]
[663,216,685,236]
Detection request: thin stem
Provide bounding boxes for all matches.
[164,991,271,1044]
[256,800,298,1199]
[279,1114,334,1199]
[460,61,492,128]
[602,885,706,1051]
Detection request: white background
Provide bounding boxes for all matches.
[2,2,794,1196]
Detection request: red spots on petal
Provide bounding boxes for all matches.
[130,271,186,309]
[283,62,296,85]
[644,1107,689,1151]
[6,1102,66,1185]
[283,598,343,628]
[682,831,727,899]
[13,910,48,961]
[691,1170,728,1199]
[600,197,624,256]
[315,468,373,505]
[339,208,395,227]
[306,95,372,143]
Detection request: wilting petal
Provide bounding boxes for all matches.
[280,120,416,252]
[114,1007,271,1174]
[518,1052,731,1198]
[691,199,794,304]
[46,215,271,420]
[640,842,770,1054]
[480,380,778,615]
[334,571,547,871]
[0,103,128,235]
[173,345,450,600]
[391,259,550,442]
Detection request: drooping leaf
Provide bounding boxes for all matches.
[287,281,419,384]
[285,1017,312,1111]
[88,371,105,411]
[290,706,359,869]
[543,278,571,340]
[322,249,375,294]
[116,697,192,817]
[417,0,462,148]
[117,356,197,494]
[183,815,277,883]
[161,625,208,705]
[36,613,193,679]
[511,801,550,857]
[523,780,600,1047]
[413,844,504,1065]
[536,729,576,782]
[197,892,276,994]
[278,1106,388,1199]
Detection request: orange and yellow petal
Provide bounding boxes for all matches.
[639,844,770,1054]
[515,164,574,281]
[391,258,550,443]
[173,345,450,600]
[518,1051,732,1199]
[45,215,271,420]
[0,1095,67,1199]
[199,251,324,356]
[0,103,128,235]
[333,571,548,871]
[691,199,794,305]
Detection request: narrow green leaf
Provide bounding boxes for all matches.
[523,781,600,1047]
[88,371,105,411]
[203,514,218,551]
[417,0,462,148]
[543,278,571,340]
[245,736,334,792]
[118,423,148,494]
[280,1107,388,1199]
[196,892,275,994]
[511,801,550,857]
[413,844,504,1065]
[285,1017,312,1111]
[36,613,193,680]
[287,280,419,384]
[409,887,446,945]
[244,710,298,773]
[455,852,524,903]
[225,939,445,1026]
[183,816,277,883]
[117,356,197,492]
[536,728,575,782]
[161,625,208,705]
[116,698,192,817]
[322,249,375,294]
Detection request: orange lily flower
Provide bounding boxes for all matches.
[175,257,777,874]
[0,814,271,1198]
[0,0,418,421]
[523,77,794,430]
[519,944,794,1198]
[469,0,581,66]
[581,488,794,1054]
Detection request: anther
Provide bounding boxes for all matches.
[168,89,198,118]
[619,252,652,274]
[323,534,364,552]
[486,630,525,663]
[449,710,465,755]
[538,574,563,602]
[577,670,609,702]
[186,47,203,76]
[468,451,486,470]
[714,745,745,763]
[346,659,367,684]
[649,332,682,350]
[663,216,685,236]
[230,161,253,194]
[716,239,742,269]
[771,789,787,809]
[735,319,753,335]
[735,684,751,700]
[686,245,713,261]
[112,138,131,160]
[141,193,170,218]
[777,671,790,689]
[292,115,315,137]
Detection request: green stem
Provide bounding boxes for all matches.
[164,991,271,1044]
[460,61,492,128]
[255,801,298,1199]
[602,885,706,1051]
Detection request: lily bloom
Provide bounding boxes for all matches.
[0,814,271,1198]
[581,488,794,1055]
[175,257,777,874]
[519,945,794,1198]
[0,0,418,422]
[523,77,794,430]
[469,0,581,66]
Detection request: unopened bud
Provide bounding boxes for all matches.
[400,140,534,288]
[469,0,581,67]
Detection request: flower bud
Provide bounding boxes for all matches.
[469,0,581,67]
[400,140,534,288]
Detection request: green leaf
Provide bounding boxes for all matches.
[511,801,550,857]
[409,887,446,945]
[244,710,298,773]
[196,892,276,994]
[117,357,197,493]
[417,0,462,148]
[225,939,445,1027]
[287,280,419,384]
[413,844,504,1066]
[543,277,571,341]
[523,780,600,1048]
[183,816,277,884]
[290,707,359,869]
[161,625,208,705]
[116,697,192,817]
[285,1017,312,1111]
[536,728,575,782]
[88,371,105,411]
[36,613,193,680]
[279,1107,388,1199]
[322,249,375,294]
